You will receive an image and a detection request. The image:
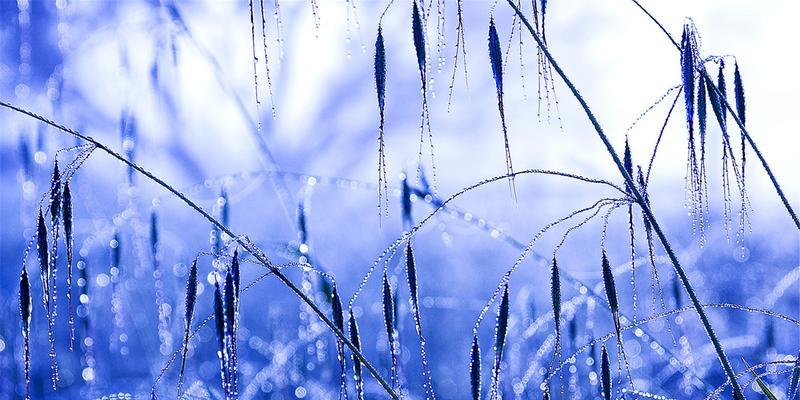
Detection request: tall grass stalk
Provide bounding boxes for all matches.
[0,101,401,400]
[504,2,744,397]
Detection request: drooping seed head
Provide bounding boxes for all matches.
[50,160,62,225]
[375,27,386,111]
[331,284,344,333]
[63,183,73,260]
[382,271,395,343]
[411,1,425,81]
[488,18,503,94]
[406,242,419,309]
[348,310,363,399]
[601,343,611,400]
[495,285,510,362]
[213,279,226,356]
[733,62,745,125]
[680,25,695,138]
[601,252,618,314]
[623,138,633,193]
[231,249,240,296]
[37,210,49,277]
[470,334,481,400]
[550,257,561,336]
[20,266,31,333]
[718,60,727,124]
[185,260,198,330]
[698,70,707,139]
[224,271,235,338]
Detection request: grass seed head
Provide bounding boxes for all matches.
[601,343,611,400]
[470,334,481,400]
[375,27,386,111]
[488,18,503,94]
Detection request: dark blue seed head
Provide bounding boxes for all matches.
[401,174,413,229]
[680,25,695,138]
[495,285,510,361]
[717,60,727,123]
[601,252,618,313]
[63,183,73,246]
[623,139,633,193]
[406,242,418,308]
[411,1,426,80]
[733,62,745,125]
[20,266,31,332]
[382,272,394,342]
[231,249,240,296]
[601,344,611,400]
[185,260,198,329]
[488,18,503,94]
[224,272,235,337]
[470,334,481,400]
[213,279,226,354]
[50,160,62,224]
[551,257,561,335]
[698,71,707,138]
[331,285,344,332]
[37,210,49,275]
[375,27,386,111]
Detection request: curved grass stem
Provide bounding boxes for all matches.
[504,3,745,398]
[0,101,400,400]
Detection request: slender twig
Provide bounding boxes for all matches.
[504,3,745,398]
[0,101,400,400]
[628,0,799,230]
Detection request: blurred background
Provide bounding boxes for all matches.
[0,1,798,398]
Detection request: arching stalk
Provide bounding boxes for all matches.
[503,3,745,398]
